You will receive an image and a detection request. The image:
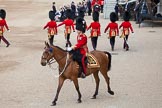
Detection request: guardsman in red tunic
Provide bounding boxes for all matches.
[91,0,101,9]
[119,11,134,51]
[57,9,75,47]
[100,0,104,13]
[87,12,100,50]
[104,12,119,51]
[43,11,57,45]
[67,17,88,78]
[0,9,10,47]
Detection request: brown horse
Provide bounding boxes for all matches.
[41,42,114,106]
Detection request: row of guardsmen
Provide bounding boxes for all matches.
[43,9,134,52]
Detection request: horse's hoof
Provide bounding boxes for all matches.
[77,99,82,103]
[51,102,56,106]
[91,96,96,99]
[108,90,114,95]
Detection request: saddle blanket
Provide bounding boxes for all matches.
[87,53,100,68]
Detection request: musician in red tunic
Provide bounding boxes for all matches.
[119,11,134,51]
[104,12,119,51]
[87,12,100,50]
[67,17,88,78]
[57,9,75,47]
[0,9,10,47]
[43,11,57,45]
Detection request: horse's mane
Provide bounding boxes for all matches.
[51,45,66,52]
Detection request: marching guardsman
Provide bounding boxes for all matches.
[67,17,88,78]
[52,2,56,16]
[100,0,104,13]
[0,9,10,47]
[43,10,57,45]
[87,12,100,50]
[57,9,75,47]
[104,12,119,51]
[92,0,101,13]
[119,11,134,51]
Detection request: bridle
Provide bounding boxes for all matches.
[47,55,66,65]
[41,46,70,77]
[41,47,66,65]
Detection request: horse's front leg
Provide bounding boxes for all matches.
[52,76,65,106]
[73,78,82,103]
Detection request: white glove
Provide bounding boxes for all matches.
[67,47,72,51]
[8,29,10,32]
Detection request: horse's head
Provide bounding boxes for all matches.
[41,42,54,66]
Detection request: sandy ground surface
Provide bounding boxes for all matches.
[0,0,162,108]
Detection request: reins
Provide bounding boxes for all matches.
[47,52,70,78]
[55,53,70,77]
[47,54,66,65]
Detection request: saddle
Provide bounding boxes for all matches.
[69,50,100,78]
[87,53,100,68]
[71,52,100,69]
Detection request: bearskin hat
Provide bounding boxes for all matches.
[66,9,72,19]
[78,6,85,18]
[123,11,131,21]
[76,17,86,33]
[0,9,6,19]
[92,11,99,22]
[49,10,55,20]
[110,12,117,22]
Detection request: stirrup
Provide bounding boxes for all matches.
[81,73,86,78]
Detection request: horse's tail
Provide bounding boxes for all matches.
[104,51,111,71]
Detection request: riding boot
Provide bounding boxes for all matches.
[78,66,86,78]
[81,62,86,78]
[81,66,86,78]
[81,72,86,78]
